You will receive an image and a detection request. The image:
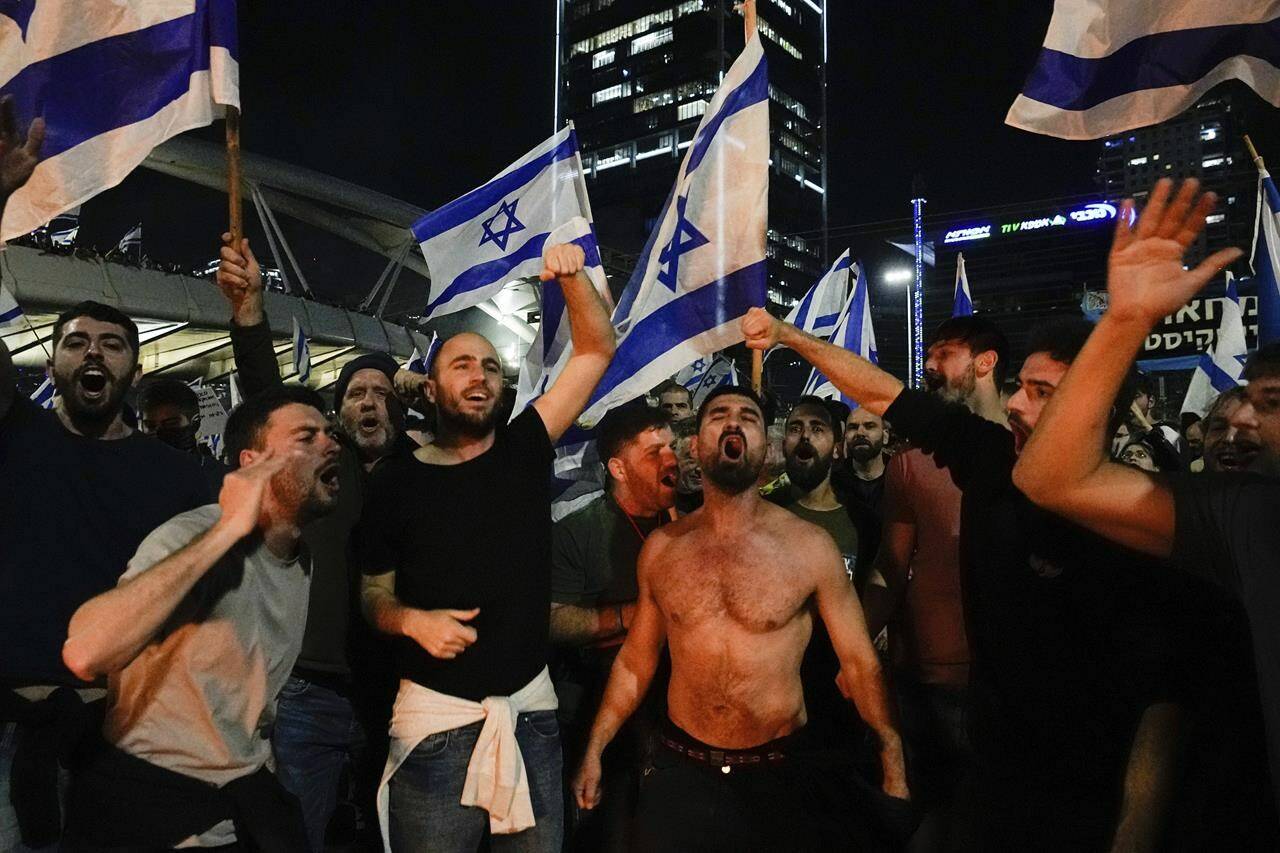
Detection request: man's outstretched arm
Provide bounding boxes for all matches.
[1012,179,1242,557]
[742,307,903,416]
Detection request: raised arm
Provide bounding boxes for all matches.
[573,535,668,810]
[1012,179,1241,556]
[217,235,282,395]
[742,307,904,416]
[0,94,44,225]
[812,533,908,799]
[531,243,616,443]
[62,450,288,681]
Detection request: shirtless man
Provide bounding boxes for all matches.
[573,385,907,851]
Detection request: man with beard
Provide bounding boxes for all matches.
[137,378,228,491]
[772,396,860,567]
[0,305,210,850]
[835,407,889,518]
[550,402,678,852]
[358,242,614,852]
[671,418,704,516]
[574,386,908,851]
[654,380,694,423]
[61,385,342,849]
[1200,387,1261,473]
[744,280,1192,849]
[216,235,422,850]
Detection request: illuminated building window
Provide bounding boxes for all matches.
[773,0,794,15]
[571,3,702,56]
[677,99,708,121]
[758,18,802,59]
[1128,156,1148,166]
[631,26,673,53]
[769,85,809,121]
[592,82,632,106]
[592,48,615,68]
[1202,157,1225,168]
[1206,213,1226,225]
[633,79,715,113]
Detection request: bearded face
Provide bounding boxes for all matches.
[50,318,139,432]
[338,369,399,460]
[696,394,766,495]
[428,334,503,439]
[783,404,835,493]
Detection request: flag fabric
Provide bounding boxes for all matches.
[953,252,974,317]
[1182,273,1249,417]
[674,356,713,392]
[412,125,596,321]
[0,0,240,242]
[405,331,442,376]
[689,356,738,410]
[1252,163,1280,346]
[116,222,142,259]
[804,260,878,406]
[784,249,852,341]
[1006,2,1280,140]
[228,371,243,409]
[578,32,769,425]
[0,281,23,327]
[30,376,55,409]
[291,317,310,384]
[511,216,611,418]
[47,205,79,247]
[549,425,606,522]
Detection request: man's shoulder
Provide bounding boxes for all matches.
[149,504,222,541]
[557,494,613,529]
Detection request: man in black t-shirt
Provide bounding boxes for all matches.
[1014,177,1280,831]
[358,242,614,853]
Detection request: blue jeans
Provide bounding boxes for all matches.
[271,675,367,853]
[388,711,563,853]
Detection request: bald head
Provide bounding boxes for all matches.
[428,332,504,438]
[431,332,501,380]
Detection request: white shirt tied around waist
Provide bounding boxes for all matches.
[377,666,558,848]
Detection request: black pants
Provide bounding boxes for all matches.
[633,721,910,853]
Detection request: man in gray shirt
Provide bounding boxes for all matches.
[61,386,342,849]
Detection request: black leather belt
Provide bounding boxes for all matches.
[659,733,787,767]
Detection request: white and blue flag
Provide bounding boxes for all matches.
[1182,272,1249,417]
[291,316,310,385]
[116,222,142,259]
[953,252,974,317]
[0,0,240,242]
[804,260,878,406]
[405,330,442,376]
[30,376,55,409]
[689,356,739,409]
[0,281,23,327]
[579,32,769,424]
[1007,1,1280,139]
[1252,162,1280,346]
[784,249,852,341]
[413,125,597,320]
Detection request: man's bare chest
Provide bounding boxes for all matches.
[655,541,811,635]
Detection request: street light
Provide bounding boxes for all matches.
[882,267,914,381]
[882,268,913,285]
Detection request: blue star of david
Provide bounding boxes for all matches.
[0,0,36,38]
[657,194,709,292]
[479,198,525,252]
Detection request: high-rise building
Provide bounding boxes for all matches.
[556,0,828,309]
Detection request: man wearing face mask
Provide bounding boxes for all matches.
[137,378,227,491]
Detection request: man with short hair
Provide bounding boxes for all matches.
[1012,177,1280,826]
[1199,387,1261,473]
[574,385,907,850]
[137,377,227,490]
[654,379,693,422]
[743,288,1190,848]
[358,242,614,852]
[62,385,343,849]
[835,406,889,517]
[0,304,210,851]
[550,402,677,851]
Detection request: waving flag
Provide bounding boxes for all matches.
[228,371,243,409]
[579,32,769,424]
[1007,2,1280,139]
[291,317,310,384]
[512,216,611,418]
[30,376,55,409]
[804,260,878,406]
[413,125,597,320]
[953,252,974,317]
[1253,161,1280,346]
[0,281,22,327]
[1182,273,1249,417]
[1,0,240,242]
[689,356,739,409]
[405,330,441,376]
[116,222,143,261]
[785,249,852,341]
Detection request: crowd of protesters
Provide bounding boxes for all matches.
[3,99,1280,853]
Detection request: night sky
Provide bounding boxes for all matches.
[73,1,1274,306]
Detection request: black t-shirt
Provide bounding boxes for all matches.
[0,397,211,686]
[1174,471,1280,818]
[883,390,1180,798]
[358,407,555,701]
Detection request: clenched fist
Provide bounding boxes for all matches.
[741,306,782,350]
[540,243,587,282]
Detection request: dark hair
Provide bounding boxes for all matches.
[1024,317,1094,366]
[1205,386,1248,422]
[53,301,140,359]
[224,385,327,469]
[597,401,672,462]
[1134,372,1155,397]
[136,378,199,419]
[1244,342,1280,381]
[654,379,692,404]
[927,315,1010,385]
[696,385,765,428]
[789,395,844,443]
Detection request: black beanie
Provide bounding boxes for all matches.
[333,352,400,409]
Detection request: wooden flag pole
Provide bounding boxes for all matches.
[743,0,761,393]
[751,349,763,394]
[1245,134,1265,171]
[226,106,243,246]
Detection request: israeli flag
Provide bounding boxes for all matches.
[1252,163,1280,346]
[674,356,713,392]
[804,260,878,406]
[291,317,310,385]
[1,281,23,327]
[1007,2,1280,140]
[116,223,143,259]
[48,206,78,247]
[405,331,441,376]
[30,376,55,409]
[512,216,611,418]
[785,249,852,340]
[413,125,596,320]
[579,32,769,424]
[690,356,738,409]
[1182,273,1249,417]
[953,252,974,317]
[0,0,240,242]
